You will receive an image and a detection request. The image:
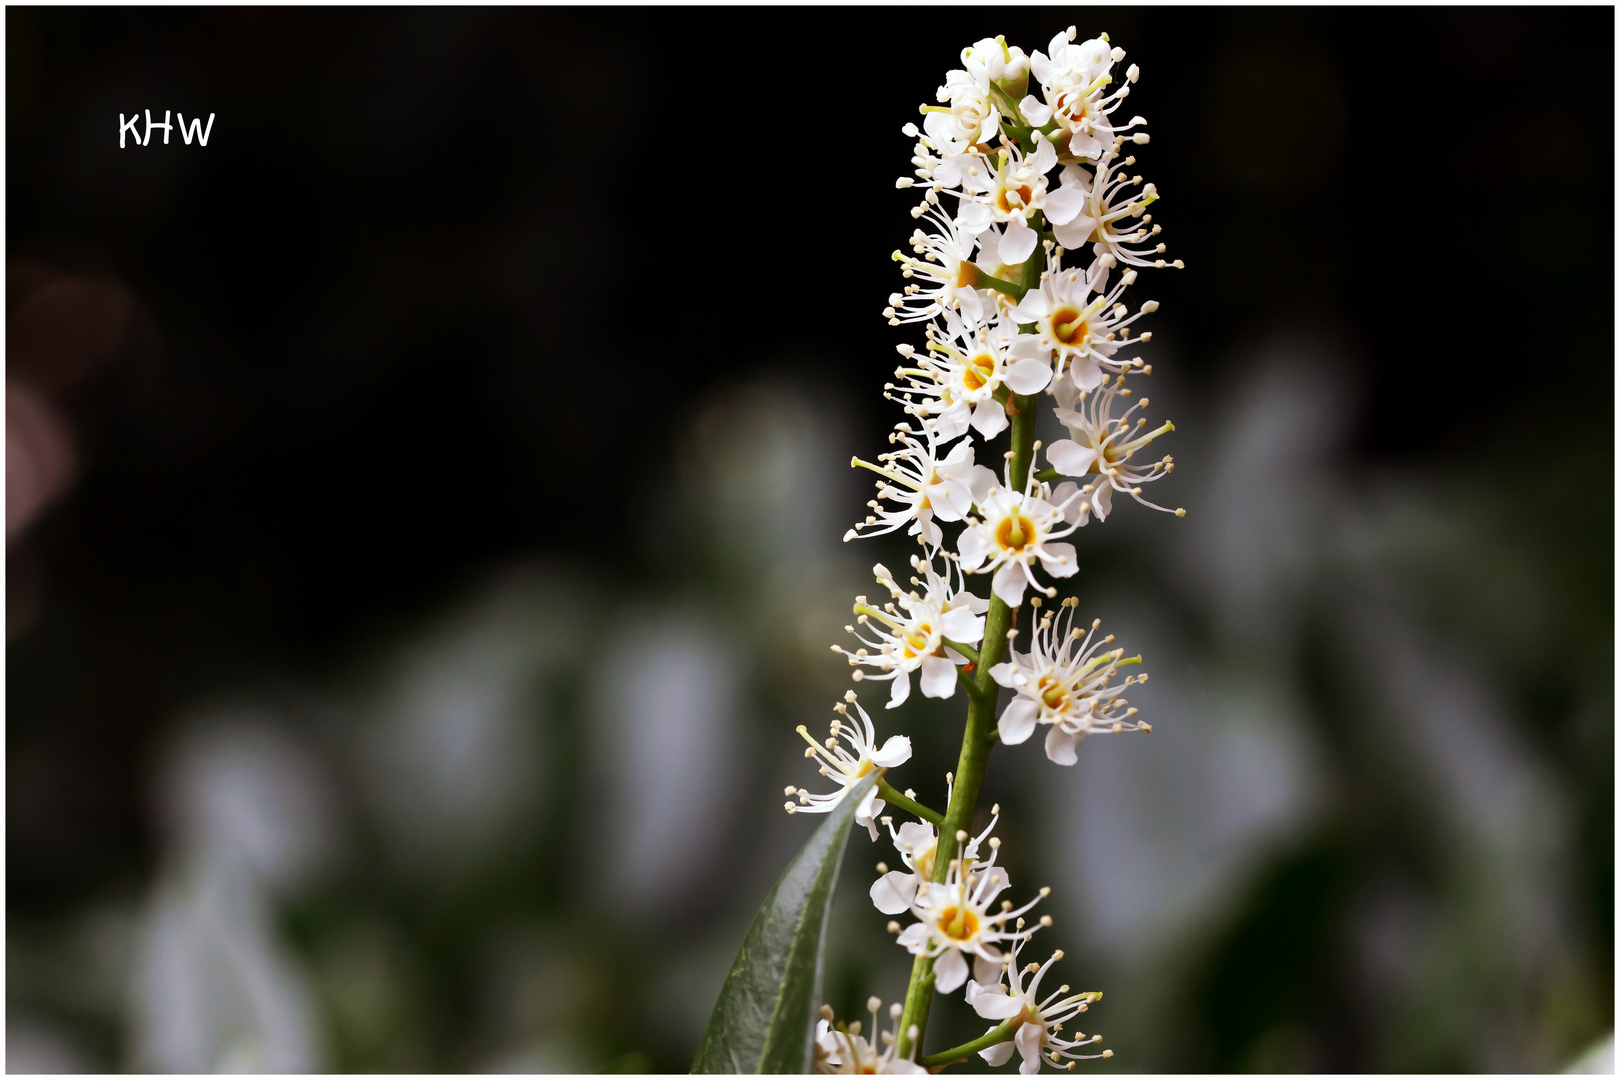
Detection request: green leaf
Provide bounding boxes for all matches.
[691,771,880,1074]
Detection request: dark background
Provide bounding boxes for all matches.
[8,6,1613,1073]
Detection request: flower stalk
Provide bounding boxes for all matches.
[790,26,1186,1073]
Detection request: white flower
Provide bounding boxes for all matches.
[955,466,1080,606]
[838,556,988,708]
[961,35,1030,97]
[965,937,1112,1073]
[846,423,984,548]
[950,138,1058,265]
[1028,29,1144,163]
[1011,257,1154,391]
[886,206,988,326]
[1050,157,1181,269]
[922,65,1001,158]
[814,999,926,1074]
[1046,374,1182,522]
[786,693,912,840]
[989,598,1149,766]
[870,802,1005,916]
[891,309,1051,441]
[894,839,1049,995]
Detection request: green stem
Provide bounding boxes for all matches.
[941,638,979,666]
[1035,467,1062,484]
[877,777,944,826]
[919,1018,1020,1069]
[895,393,1037,1059]
[973,270,1024,298]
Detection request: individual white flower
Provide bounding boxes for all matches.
[1046,374,1183,521]
[989,598,1149,765]
[893,837,1049,994]
[922,65,1001,158]
[837,556,988,709]
[1011,257,1155,391]
[965,936,1112,1073]
[1027,29,1144,162]
[886,205,988,326]
[891,309,1051,441]
[870,802,1004,916]
[1050,157,1182,269]
[955,464,1080,606]
[814,999,925,1074]
[950,138,1058,265]
[961,35,1030,98]
[786,693,911,840]
[846,423,984,548]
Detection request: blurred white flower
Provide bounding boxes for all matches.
[815,998,926,1074]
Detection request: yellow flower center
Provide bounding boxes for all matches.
[1051,306,1089,346]
[996,514,1035,552]
[937,905,980,941]
[962,353,996,391]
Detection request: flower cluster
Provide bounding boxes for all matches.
[787,28,1187,1072]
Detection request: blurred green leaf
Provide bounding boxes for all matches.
[691,772,878,1074]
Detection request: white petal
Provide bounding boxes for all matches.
[919,512,943,549]
[978,104,1001,143]
[988,661,1020,689]
[895,821,935,852]
[956,525,992,569]
[977,866,1011,902]
[1052,481,1085,526]
[942,605,984,643]
[1039,541,1078,578]
[1015,1022,1044,1073]
[969,399,1009,440]
[870,870,919,915]
[933,948,969,994]
[955,286,984,323]
[1090,481,1113,521]
[920,654,957,699]
[999,699,1039,744]
[1052,214,1097,249]
[931,152,968,188]
[974,954,1004,987]
[1043,183,1085,226]
[887,671,912,709]
[968,465,1000,507]
[967,983,1024,1021]
[992,561,1027,605]
[1017,94,1052,126]
[998,220,1038,265]
[1069,357,1105,391]
[1031,131,1057,172]
[1004,357,1053,396]
[1069,131,1104,160]
[871,734,913,768]
[897,922,931,951]
[1046,439,1098,476]
[1044,726,1081,765]
[957,201,993,232]
[981,1041,1016,1067]
[1010,289,1047,321]
[931,406,970,444]
[856,793,883,841]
